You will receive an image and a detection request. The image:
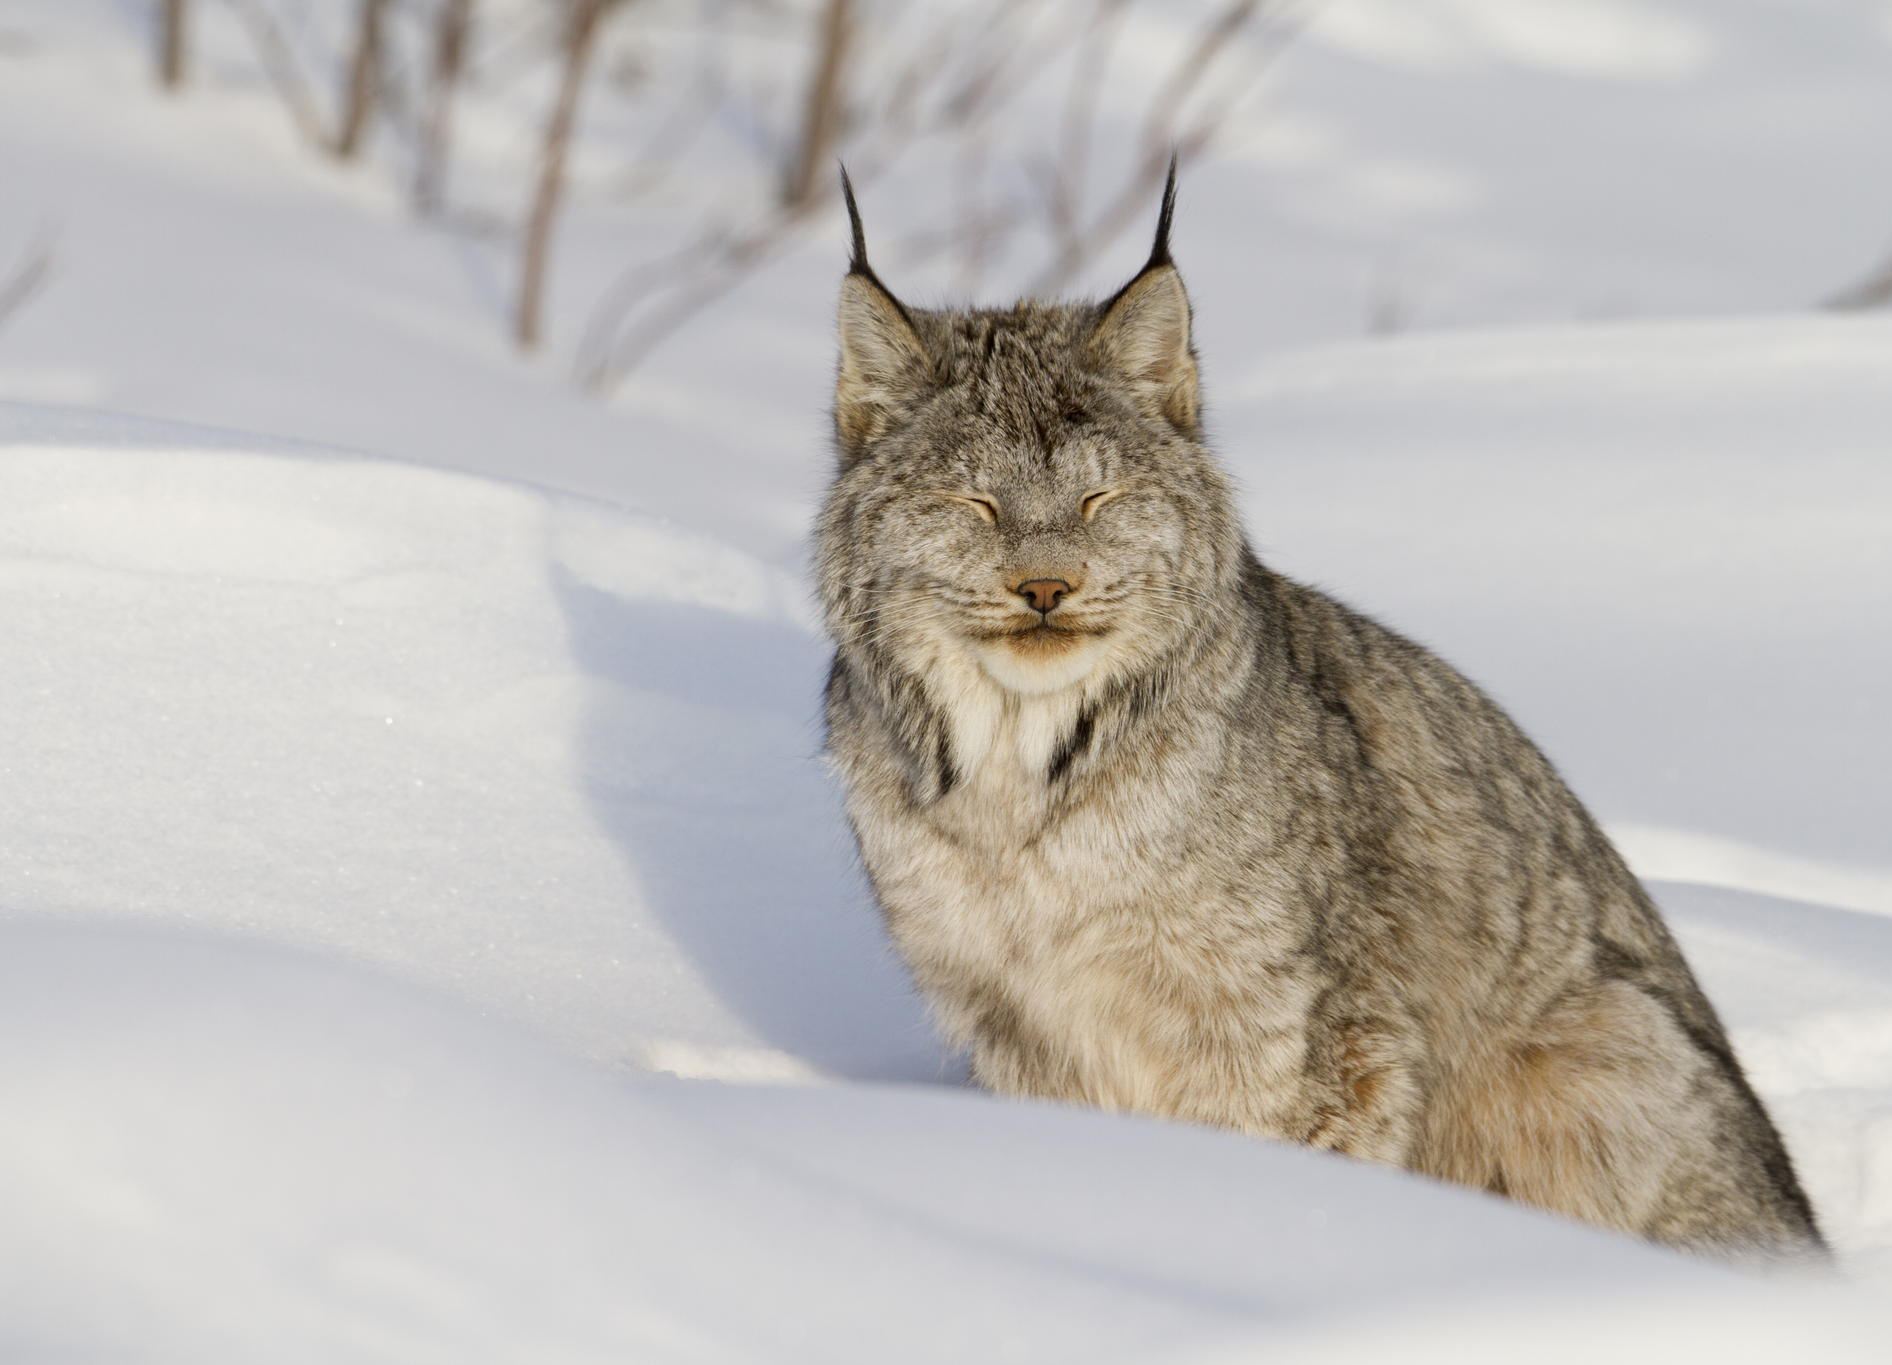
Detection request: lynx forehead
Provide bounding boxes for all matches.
[815,161,1825,1262]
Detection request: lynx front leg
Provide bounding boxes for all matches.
[961,984,1091,1105]
[973,983,1426,1163]
[1296,1011,1426,1166]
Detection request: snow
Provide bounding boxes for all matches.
[2,1,1891,1359]
[0,415,925,1081]
[5,390,1890,1358]
[1227,317,1892,875]
[6,918,1881,1365]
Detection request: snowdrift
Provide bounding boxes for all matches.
[1,403,1888,1361]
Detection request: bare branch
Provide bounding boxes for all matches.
[578,0,1300,390]
[517,0,611,351]
[605,76,721,199]
[952,130,995,295]
[1826,247,1892,311]
[158,0,188,90]
[781,0,852,211]
[575,164,1018,395]
[334,0,391,160]
[0,231,55,332]
[1046,0,1128,255]
[576,0,1074,391]
[414,0,474,214]
[1028,0,1304,295]
[226,0,330,148]
[1135,0,1263,152]
[575,197,816,392]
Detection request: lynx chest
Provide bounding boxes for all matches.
[845,692,1311,1114]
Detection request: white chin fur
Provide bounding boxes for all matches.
[974,637,1107,695]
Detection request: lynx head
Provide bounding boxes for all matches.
[816,161,1242,703]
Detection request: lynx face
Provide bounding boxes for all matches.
[817,174,1242,703]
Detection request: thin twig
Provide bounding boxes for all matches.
[1046,0,1127,255]
[781,0,852,210]
[1826,247,1892,311]
[1028,0,1306,294]
[517,0,612,351]
[579,0,1304,390]
[0,230,55,331]
[225,0,332,148]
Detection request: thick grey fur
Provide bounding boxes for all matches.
[815,162,1825,1260]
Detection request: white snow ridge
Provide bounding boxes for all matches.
[1,406,1888,1363]
[3,0,1891,1359]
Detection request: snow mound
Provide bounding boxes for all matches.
[0,407,933,1080]
[1,918,1880,1365]
[2,404,1890,1360]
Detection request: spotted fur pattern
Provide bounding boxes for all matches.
[815,167,1825,1260]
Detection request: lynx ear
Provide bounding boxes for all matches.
[834,167,930,462]
[1089,158,1199,433]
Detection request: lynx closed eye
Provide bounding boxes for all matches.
[933,492,998,523]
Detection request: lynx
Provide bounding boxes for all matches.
[815,164,1824,1259]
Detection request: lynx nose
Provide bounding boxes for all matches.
[1014,578,1073,614]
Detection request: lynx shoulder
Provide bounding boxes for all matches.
[814,164,1825,1260]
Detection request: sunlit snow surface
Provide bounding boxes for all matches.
[2,400,1889,1361]
[3,0,1892,1358]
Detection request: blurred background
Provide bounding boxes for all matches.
[3,0,1891,518]
[3,9,1892,1351]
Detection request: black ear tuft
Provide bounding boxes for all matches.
[1099,153,1181,318]
[1089,153,1196,431]
[1144,152,1179,274]
[837,164,916,329]
[839,162,870,277]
